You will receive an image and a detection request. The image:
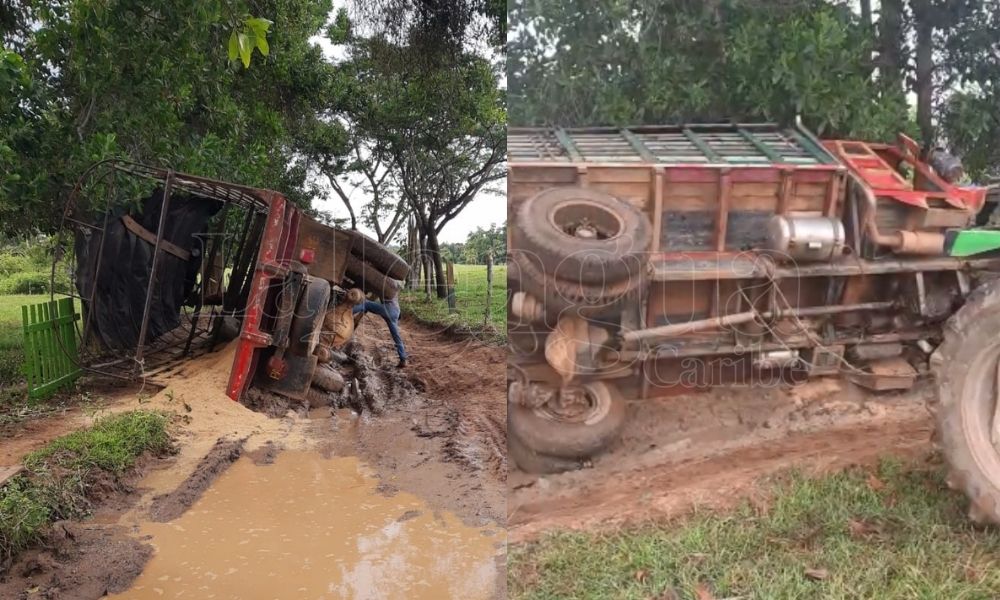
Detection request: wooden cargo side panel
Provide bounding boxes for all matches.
[659,168,837,251]
[508,166,579,208]
[585,166,653,213]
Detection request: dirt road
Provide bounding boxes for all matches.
[0,317,507,599]
[508,377,934,542]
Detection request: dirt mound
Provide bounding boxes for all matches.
[0,522,152,600]
[147,438,244,522]
[509,379,933,541]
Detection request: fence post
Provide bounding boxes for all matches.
[484,253,493,326]
[446,261,457,314]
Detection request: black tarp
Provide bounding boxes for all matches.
[75,189,223,351]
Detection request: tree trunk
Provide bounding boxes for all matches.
[912,0,936,144]
[406,217,420,290]
[424,228,447,299]
[877,0,905,99]
[860,0,872,32]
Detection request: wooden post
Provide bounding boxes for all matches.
[446,261,457,313]
[484,253,493,326]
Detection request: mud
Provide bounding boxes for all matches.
[0,317,508,600]
[338,343,420,415]
[509,378,934,542]
[0,522,152,600]
[109,450,501,600]
[242,387,302,418]
[246,439,280,465]
[147,437,245,522]
[0,455,164,599]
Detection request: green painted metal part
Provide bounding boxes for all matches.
[948,230,1000,257]
[22,297,82,400]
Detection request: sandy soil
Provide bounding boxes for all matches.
[508,377,935,542]
[0,316,508,599]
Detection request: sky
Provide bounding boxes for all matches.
[307,5,507,244]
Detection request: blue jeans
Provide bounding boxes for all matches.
[353,300,407,360]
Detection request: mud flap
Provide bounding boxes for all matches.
[264,353,318,401]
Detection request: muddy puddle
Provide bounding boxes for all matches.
[111,450,501,599]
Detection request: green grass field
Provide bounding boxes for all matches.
[399,263,507,343]
[509,458,1000,599]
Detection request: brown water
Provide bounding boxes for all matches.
[110,450,501,599]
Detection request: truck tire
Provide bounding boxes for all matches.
[511,251,643,318]
[345,255,397,300]
[508,380,627,460]
[288,278,331,356]
[515,187,651,285]
[509,432,582,474]
[312,365,345,392]
[931,279,1000,524]
[343,229,410,280]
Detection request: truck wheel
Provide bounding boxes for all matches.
[508,380,626,459]
[515,187,651,285]
[509,432,582,474]
[345,255,397,299]
[343,229,410,280]
[932,279,1000,524]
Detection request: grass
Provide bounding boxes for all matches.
[24,410,172,474]
[0,410,171,562]
[0,294,47,407]
[509,458,1000,599]
[399,263,507,343]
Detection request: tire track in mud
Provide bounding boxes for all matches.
[354,317,508,480]
[508,381,934,542]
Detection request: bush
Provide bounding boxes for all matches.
[0,271,69,295]
[0,253,33,277]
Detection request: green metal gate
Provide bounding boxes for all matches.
[22,297,82,400]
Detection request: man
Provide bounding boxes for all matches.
[352,279,407,368]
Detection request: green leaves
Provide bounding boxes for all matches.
[228,16,273,68]
[508,0,911,140]
[0,0,340,235]
[227,31,239,61]
[327,7,351,44]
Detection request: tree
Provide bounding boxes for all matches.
[509,0,911,140]
[0,0,345,235]
[337,21,505,297]
[462,223,506,264]
[937,0,1000,180]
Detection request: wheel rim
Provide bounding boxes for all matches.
[533,383,612,426]
[550,200,625,241]
[961,338,1000,484]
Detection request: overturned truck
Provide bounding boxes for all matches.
[57,161,408,410]
[507,123,1000,524]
